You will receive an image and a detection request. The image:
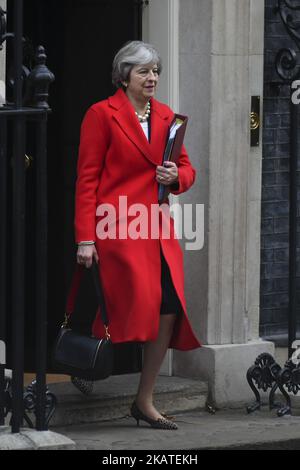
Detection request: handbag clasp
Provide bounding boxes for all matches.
[62,313,70,328]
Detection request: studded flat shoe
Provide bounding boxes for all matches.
[130,401,178,430]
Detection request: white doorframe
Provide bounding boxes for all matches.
[142,0,180,376]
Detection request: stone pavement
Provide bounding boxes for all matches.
[55,407,300,450]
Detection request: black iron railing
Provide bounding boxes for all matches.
[0,0,55,432]
[247,0,300,417]
[275,0,300,360]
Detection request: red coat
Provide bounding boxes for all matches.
[75,88,201,351]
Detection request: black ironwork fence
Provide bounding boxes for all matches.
[0,0,55,432]
[247,0,300,417]
[274,0,300,360]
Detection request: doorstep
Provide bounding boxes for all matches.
[45,374,208,428]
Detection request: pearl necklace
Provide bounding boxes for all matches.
[135,101,151,122]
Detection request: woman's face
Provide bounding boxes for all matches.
[125,63,159,101]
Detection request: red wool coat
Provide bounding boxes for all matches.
[75,88,201,351]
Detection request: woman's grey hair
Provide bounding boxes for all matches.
[112,40,162,89]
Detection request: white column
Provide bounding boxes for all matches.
[172,0,274,406]
[0,0,6,105]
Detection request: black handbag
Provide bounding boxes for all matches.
[52,261,114,380]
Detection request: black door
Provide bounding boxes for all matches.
[7,0,143,374]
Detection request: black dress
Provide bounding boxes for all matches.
[160,247,183,316]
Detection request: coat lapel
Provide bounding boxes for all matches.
[108,88,170,166]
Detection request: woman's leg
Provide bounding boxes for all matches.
[135,313,177,420]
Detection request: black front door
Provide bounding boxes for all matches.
[14,0,143,374]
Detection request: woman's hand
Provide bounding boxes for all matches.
[156,161,178,185]
[77,244,99,268]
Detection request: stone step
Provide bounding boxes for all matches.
[46,374,208,428]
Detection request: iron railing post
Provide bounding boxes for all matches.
[13,0,23,108]
[11,0,25,434]
[35,113,48,430]
[0,118,7,426]
[11,114,26,433]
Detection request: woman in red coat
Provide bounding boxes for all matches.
[75,40,201,429]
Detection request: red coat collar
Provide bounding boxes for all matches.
[108,88,170,166]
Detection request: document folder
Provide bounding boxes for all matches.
[158,113,188,203]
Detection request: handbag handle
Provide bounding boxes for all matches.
[64,260,110,337]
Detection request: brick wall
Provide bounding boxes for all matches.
[261,0,300,338]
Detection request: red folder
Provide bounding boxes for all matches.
[158,113,188,203]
